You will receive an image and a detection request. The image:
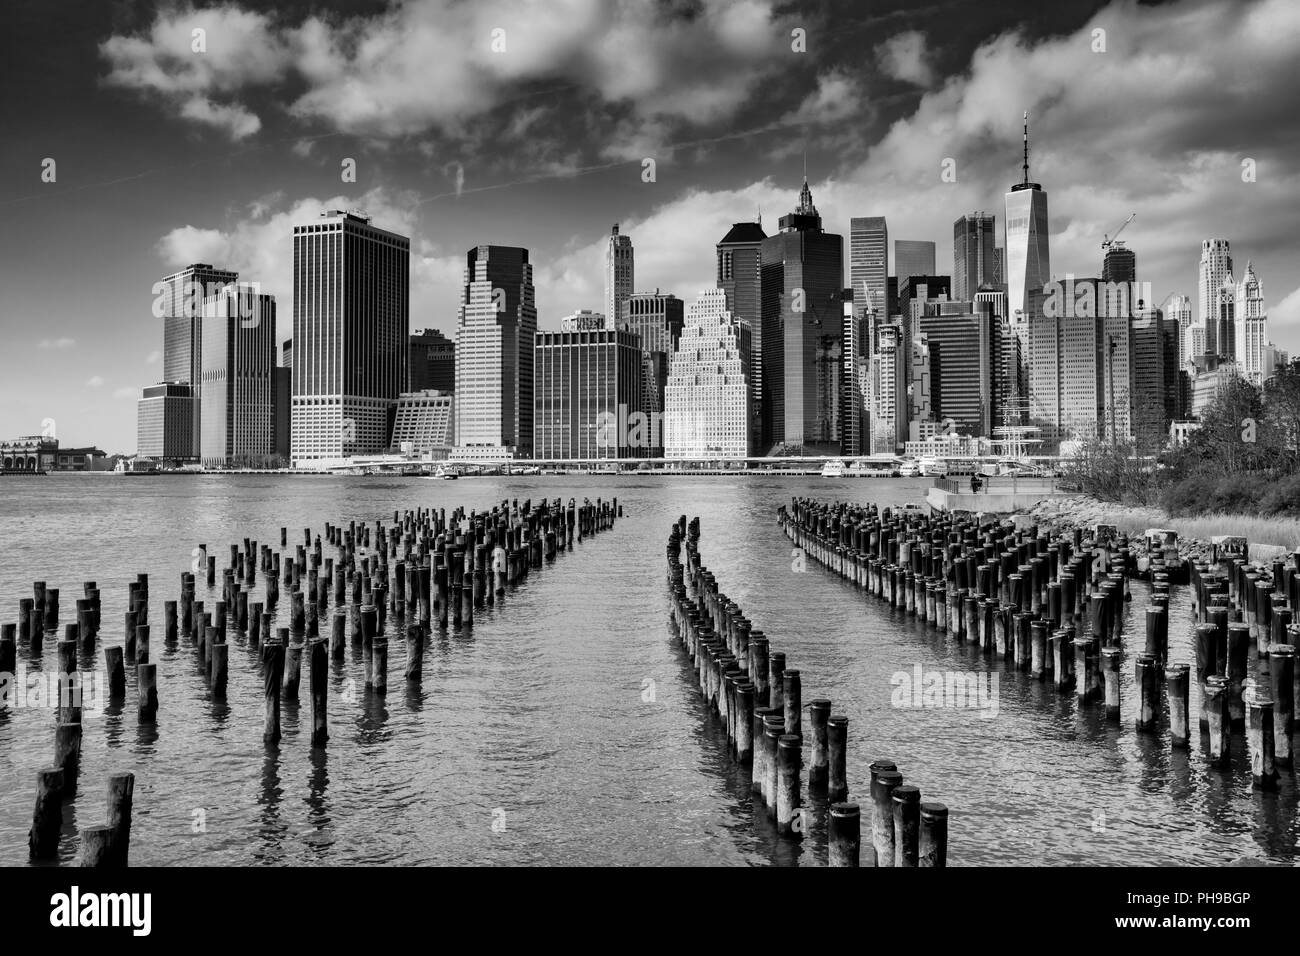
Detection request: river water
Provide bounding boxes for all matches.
[0,474,1295,866]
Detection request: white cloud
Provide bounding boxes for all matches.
[102,0,794,139]
[875,30,934,87]
[38,337,76,349]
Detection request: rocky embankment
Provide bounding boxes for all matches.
[1016,495,1252,566]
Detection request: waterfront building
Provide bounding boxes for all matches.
[0,435,59,472]
[136,382,196,466]
[409,328,455,393]
[762,181,844,451]
[158,262,239,458]
[454,244,536,456]
[391,390,455,454]
[664,288,753,459]
[718,221,767,433]
[291,210,409,464]
[200,284,277,467]
[534,328,645,459]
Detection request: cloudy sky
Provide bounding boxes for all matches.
[3,0,1298,452]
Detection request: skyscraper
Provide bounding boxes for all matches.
[605,224,634,329]
[200,284,277,467]
[291,210,409,463]
[621,291,684,422]
[1101,243,1136,284]
[454,245,537,455]
[1004,113,1051,329]
[534,328,644,459]
[158,262,238,459]
[868,323,905,454]
[953,213,997,302]
[409,328,455,393]
[917,301,1000,437]
[717,221,767,433]
[1198,239,1233,354]
[762,181,844,450]
[136,382,195,466]
[850,216,888,317]
[1234,261,1268,384]
[1162,293,1194,365]
[1216,272,1236,363]
[894,240,936,291]
[664,288,753,458]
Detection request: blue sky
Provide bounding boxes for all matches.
[3,0,1299,452]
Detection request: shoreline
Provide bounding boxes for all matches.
[1019,494,1300,556]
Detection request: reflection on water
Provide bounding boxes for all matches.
[0,474,1296,865]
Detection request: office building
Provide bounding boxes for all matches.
[199,284,277,467]
[841,291,866,456]
[1198,239,1233,351]
[158,262,239,458]
[605,224,634,329]
[454,245,536,456]
[664,288,754,458]
[534,328,644,459]
[1234,261,1269,384]
[762,181,844,450]
[409,328,455,393]
[868,323,905,454]
[895,240,936,290]
[1102,243,1136,284]
[291,210,409,463]
[717,221,766,428]
[620,291,684,419]
[953,213,997,302]
[1004,113,1051,332]
[850,216,888,317]
[917,301,1001,437]
[391,390,455,454]
[136,382,196,465]
[273,366,290,462]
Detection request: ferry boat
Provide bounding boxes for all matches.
[897,458,921,477]
[425,466,457,480]
[820,458,846,477]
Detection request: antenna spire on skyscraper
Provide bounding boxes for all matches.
[1022,111,1030,186]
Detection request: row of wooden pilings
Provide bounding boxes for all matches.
[6,495,620,864]
[1188,550,1300,787]
[779,497,1298,790]
[667,515,949,867]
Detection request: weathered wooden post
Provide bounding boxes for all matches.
[263,638,285,744]
[28,768,64,859]
[283,629,303,702]
[808,699,831,788]
[1205,675,1230,768]
[1247,684,1278,789]
[892,784,921,867]
[871,768,902,867]
[54,722,82,797]
[776,734,802,838]
[919,802,948,867]
[137,662,158,722]
[1136,653,1159,731]
[310,636,328,747]
[107,772,135,865]
[826,806,865,878]
[1269,645,1295,768]
[1167,664,1190,748]
[828,715,849,802]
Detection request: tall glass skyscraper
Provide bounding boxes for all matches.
[1004,114,1050,329]
[158,262,238,460]
[894,240,936,292]
[849,216,888,317]
[291,210,410,463]
[200,284,277,467]
[952,213,996,301]
[717,221,766,432]
[454,245,537,455]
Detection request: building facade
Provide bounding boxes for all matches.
[291,210,410,464]
[391,390,455,454]
[1234,261,1268,384]
[534,329,645,459]
[849,216,888,318]
[762,182,844,451]
[894,240,936,290]
[136,383,196,465]
[605,224,634,329]
[953,212,997,302]
[157,263,239,459]
[717,222,766,443]
[1198,238,1233,351]
[200,284,277,467]
[409,328,455,393]
[620,291,684,422]
[1004,115,1050,334]
[664,288,753,459]
[454,245,536,455]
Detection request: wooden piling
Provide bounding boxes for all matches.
[262,639,285,744]
[828,802,861,867]
[137,662,158,722]
[310,636,328,746]
[28,768,64,859]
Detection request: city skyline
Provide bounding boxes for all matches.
[4,0,1300,452]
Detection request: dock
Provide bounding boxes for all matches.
[926,475,1068,514]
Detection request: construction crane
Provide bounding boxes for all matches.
[1102,212,1136,251]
